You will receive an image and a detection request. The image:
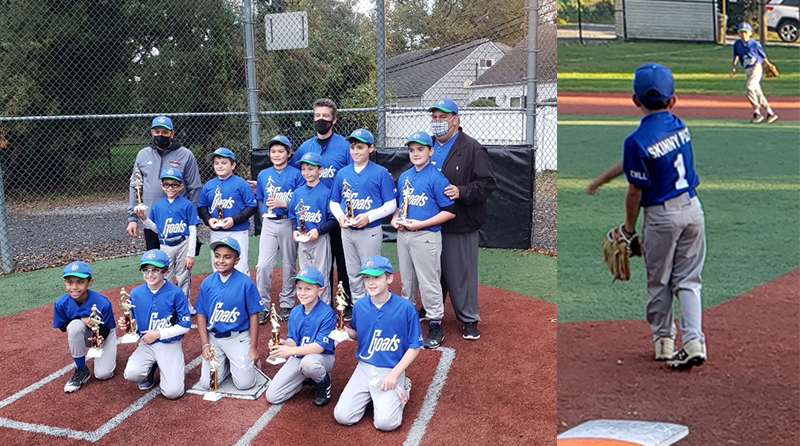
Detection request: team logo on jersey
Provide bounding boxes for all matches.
[169,161,181,167]
[211,195,235,212]
[407,192,429,207]
[148,313,174,331]
[321,166,336,178]
[208,302,241,329]
[360,329,401,360]
[349,193,373,211]
[273,189,293,202]
[304,210,323,223]
[162,218,187,237]
[301,336,311,346]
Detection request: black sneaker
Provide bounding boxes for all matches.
[314,375,332,407]
[343,307,353,322]
[462,322,480,340]
[278,307,292,321]
[258,309,268,325]
[139,364,158,390]
[64,367,90,393]
[424,321,444,349]
[302,378,315,387]
[418,307,429,322]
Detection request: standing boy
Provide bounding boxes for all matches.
[730,22,779,123]
[54,261,117,393]
[135,168,201,314]
[330,129,397,309]
[119,250,192,399]
[621,63,707,369]
[264,267,337,407]
[195,237,265,390]
[197,148,258,274]
[289,152,337,305]
[333,256,423,432]
[392,131,456,349]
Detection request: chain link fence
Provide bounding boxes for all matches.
[0,0,557,273]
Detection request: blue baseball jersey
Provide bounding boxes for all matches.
[195,270,265,334]
[53,290,117,330]
[289,134,353,189]
[255,166,305,217]
[286,299,337,357]
[128,281,192,343]
[351,292,423,368]
[733,39,767,68]
[622,111,699,207]
[197,175,257,232]
[396,163,454,232]
[431,131,459,170]
[149,195,201,242]
[330,161,397,229]
[288,183,335,232]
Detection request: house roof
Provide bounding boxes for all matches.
[470,31,557,87]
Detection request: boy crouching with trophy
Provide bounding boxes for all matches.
[264,267,337,407]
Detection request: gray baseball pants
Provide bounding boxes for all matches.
[342,225,383,303]
[333,361,407,431]
[199,330,258,391]
[398,230,444,321]
[264,353,335,404]
[161,240,192,301]
[124,340,185,399]
[67,320,117,380]
[298,234,332,304]
[441,231,480,323]
[256,217,297,309]
[745,63,771,113]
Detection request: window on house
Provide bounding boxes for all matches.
[479,59,493,68]
[510,96,526,108]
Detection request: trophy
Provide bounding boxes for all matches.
[341,179,355,226]
[266,304,286,365]
[213,185,225,228]
[396,177,414,226]
[203,345,223,401]
[329,281,351,343]
[132,168,147,212]
[119,288,139,344]
[295,199,310,243]
[263,176,277,219]
[86,305,104,359]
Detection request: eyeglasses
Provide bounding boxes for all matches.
[162,183,181,189]
[141,268,165,276]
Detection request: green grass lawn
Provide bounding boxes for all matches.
[557,115,800,322]
[558,41,800,96]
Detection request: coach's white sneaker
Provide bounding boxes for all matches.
[654,337,675,361]
[667,338,706,370]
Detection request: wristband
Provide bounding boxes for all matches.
[202,343,210,350]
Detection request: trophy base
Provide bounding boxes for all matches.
[296,234,310,243]
[86,347,103,359]
[119,333,140,344]
[329,329,351,343]
[395,218,410,226]
[343,219,356,227]
[266,355,286,365]
[203,391,223,402]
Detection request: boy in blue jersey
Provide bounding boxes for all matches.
[730,22,778,123]
[254,136,305,323]
[195,237,266,390]
[330,129,397,308]
[118,250,192,399]
[135,168,201,314]
[197,148,258,274]
[333,256,423,432]
[289,152,338,305]
[264,267,337,407]
[621,63,707,370]
[392,131,456,349]
[53,261,117,393]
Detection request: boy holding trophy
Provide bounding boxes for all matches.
[53,261,117,393]
[264,267,337,407]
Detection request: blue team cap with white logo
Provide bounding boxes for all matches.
[151,116,173,130]
[160,167,183,183]
[209,147,236,162]
[427,98,459,114]
[209,237,240,256]
[405,131,434,147]
[357,255,393,276]
[296,152,323,167]
[632,63,674,103]
[140,249,170,269]
[289,267,325,287]
[267,135,292,151]
[346,129,375,145]
[63,261,92,279]
[738,22,753,32]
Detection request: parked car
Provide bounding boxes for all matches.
[767,0,799,42]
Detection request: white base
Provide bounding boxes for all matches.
[86,348,103,359]
[296,235,310,243]
[266,356,286,365]
[557,420,689,446]
[203,391,223,402]
[329,329,351,343]
[119,333,140,344]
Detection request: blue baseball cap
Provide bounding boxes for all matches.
[209,237,241,256]
[267,135,292,150]
[140,249,170,269]
[346,129,375,145]
[63,261,92,279]
[738,22,753,32]
[405,131,434,147]
[296,151,323,167]
[151,116,173,130]
[160,167,183,183]
[357,255,393,276]
[428,98,459,114]
[632,63,674,102]
[209,147,236,162]
[289,267,325,287]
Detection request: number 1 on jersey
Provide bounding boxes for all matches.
[673,153,689,190]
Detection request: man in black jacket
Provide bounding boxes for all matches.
[428,98,496,340]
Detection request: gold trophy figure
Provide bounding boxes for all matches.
[132,168,147,212]
[119,288,139,344]
[203,345,223,401]
[213,185,225,228]
[329,281,351,343]
[266,304,286,365]
[264,176,278,219]
[295,199,310,243]
[341,179,355,226]
[86,305,104,359]
[396,177,414,225]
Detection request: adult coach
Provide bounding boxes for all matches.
[428,98,496,340]
[127,116,202,250]
[289,99,354,312]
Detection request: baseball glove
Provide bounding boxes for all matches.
[601,224,642,281]
[763,60,780,78]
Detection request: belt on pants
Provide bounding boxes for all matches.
[212,330,244,339]
[161,235,187,247]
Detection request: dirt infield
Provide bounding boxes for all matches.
[0,272,556,445]
[557,268,800,445]
[558,91,800,120]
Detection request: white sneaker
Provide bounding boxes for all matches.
[654,337,675,361]
[188,302,197,315]
[667,338,706,370]
[766,113,779,123]
[751,113,765,123]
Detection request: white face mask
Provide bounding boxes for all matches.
[431,115,455,138]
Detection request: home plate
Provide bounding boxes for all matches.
[186,368,272,400]
[557,420,689,446]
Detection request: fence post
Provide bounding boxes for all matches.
[525,0,538,146]
[243,0,261,153]
[0,160,12,273]
[376,0,387,149]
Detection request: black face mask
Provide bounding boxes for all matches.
[154,135,171,149]
[313,119,333,135]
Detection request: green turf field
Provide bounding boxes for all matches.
[558,114,800,322]
[558,41,800,96]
